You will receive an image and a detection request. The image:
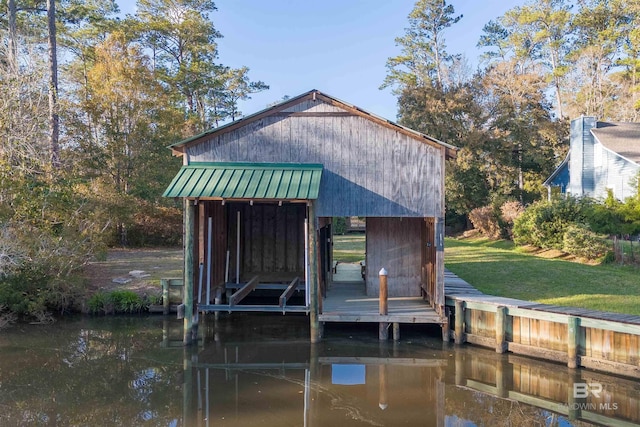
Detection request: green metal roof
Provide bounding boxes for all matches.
[163,162,323,200]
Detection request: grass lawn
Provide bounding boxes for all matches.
[333,233,366,263]
[445,237,640,316]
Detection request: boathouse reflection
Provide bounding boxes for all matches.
[166,318,640,427]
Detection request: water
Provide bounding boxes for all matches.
[0,314,638,426]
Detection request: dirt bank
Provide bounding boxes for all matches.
[83,247,183,297]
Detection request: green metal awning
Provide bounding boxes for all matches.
[163,162,323,200]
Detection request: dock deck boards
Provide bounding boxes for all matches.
[319,282,443,324]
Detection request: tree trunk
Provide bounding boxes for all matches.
[48,0,60,168]
[7,0,17,72]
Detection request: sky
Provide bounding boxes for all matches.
[118,0,524,122]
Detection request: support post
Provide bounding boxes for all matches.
[379,268,389,341]
[441,307,450,341]
[379,268,388,315]
[183,199,196,345]
[309,203,320,343]
[567,316,580,369]
[392,323,400,341]
[162,278,169,315]
[206,216,212,304]
[495,306,507,353]
[454,299,465,345]
[236,210,240,284]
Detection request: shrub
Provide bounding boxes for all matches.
[563,225,609,260]
[333,217,347,235]
[110,290,146,313]
[500,200,525,239]
[469,205,502,239]
[513,197,589,249]
[87,290,147,315]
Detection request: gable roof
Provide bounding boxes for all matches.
[592,121,640,164]
[169,89,457,160]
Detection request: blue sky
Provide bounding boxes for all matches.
[118,0,524,122]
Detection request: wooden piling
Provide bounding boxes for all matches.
[183,199,196,345]
[567,316,579,368]
[309,203,320,343]
[379,268,388,341]
[162,278,170,315]
[393,323,400,341]
[379,268,388,315]
[454,299,465,344]
[495,306,507,353]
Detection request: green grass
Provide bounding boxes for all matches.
[445,237,640,315]
[333,233,365,263]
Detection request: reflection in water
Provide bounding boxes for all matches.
[0,314,639,426]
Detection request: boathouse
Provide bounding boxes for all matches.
[163,89,457,343]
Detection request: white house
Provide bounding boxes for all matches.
[544,117,640,200]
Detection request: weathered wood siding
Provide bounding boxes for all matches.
[186,100,445,217]
[227,202,305,280]
[366,217,422,297]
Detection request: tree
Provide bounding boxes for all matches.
[47,0,59,168]
[70,32,181,244]
[383,0,462,92]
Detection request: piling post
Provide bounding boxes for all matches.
[392,323,400,341]
[379,268,388,315]
[379,268,389,340]
[162,279,170,315]
[308,202,321,343]
[183,199,196,345]
[567,316,580,368]
[454,299,465,345]
[495,306,507,353]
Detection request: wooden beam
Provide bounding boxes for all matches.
[270,112,357,117]
[228,275,259,306]
[279,277,300,307]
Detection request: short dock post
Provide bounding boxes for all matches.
[379,268,388,341]
[162,279,170,315]
[379,268,388,314]
[392,323,400,341]
[454,299,465,345]
[567,316,580,368]
[495,306,507,353]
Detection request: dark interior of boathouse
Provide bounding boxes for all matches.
[163,89,457,343]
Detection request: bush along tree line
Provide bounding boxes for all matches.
[385,0,640,233]
[0,0,268,324]
[468,188,640,262]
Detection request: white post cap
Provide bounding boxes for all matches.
[379,267,387,276]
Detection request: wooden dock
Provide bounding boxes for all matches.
[319,282,442,324]
[444,269,640,379]
[319,263,443,326]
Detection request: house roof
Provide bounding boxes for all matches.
[543,154,569,187]
[592,121,640,164]
[162,162,323,200]
[169,89,458,160]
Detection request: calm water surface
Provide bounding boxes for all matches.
[0,314,638,426]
